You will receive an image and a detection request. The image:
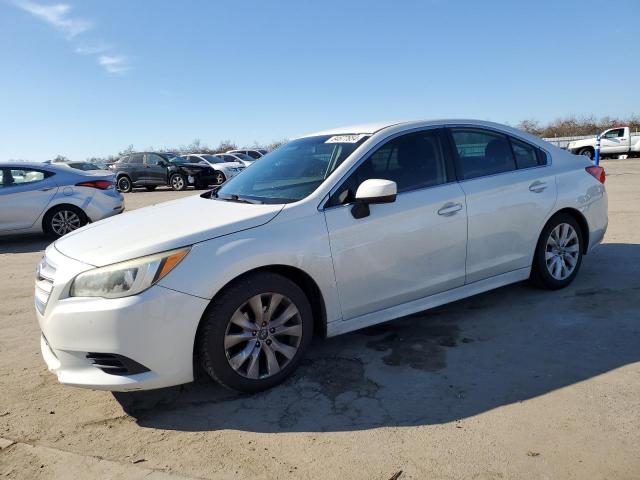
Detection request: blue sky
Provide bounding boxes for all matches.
[1,0,638,161]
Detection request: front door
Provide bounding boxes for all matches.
[144,153,169,185]
[323,128,467,320]
[600,128,627,154]
[0,167,58,232]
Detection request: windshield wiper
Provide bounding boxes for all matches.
[216,193,263,204]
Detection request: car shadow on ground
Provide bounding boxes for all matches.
[0,235,52,254]
[113,242,640,433]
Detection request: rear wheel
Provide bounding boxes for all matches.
[170,173,187,191]
[44,205,88,238]
[198,272,313,393]
[117,176,132,193]
[530,213,583,289]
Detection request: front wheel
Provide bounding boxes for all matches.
[170,173,187,191]
[214,171,226,185]
[530,213,583,290]
[197,272,313,393]
[578,148,594,160]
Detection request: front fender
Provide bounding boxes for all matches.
[158,211,342,325]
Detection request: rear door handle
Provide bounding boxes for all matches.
[529,181,547,193]
[438,202,463,216]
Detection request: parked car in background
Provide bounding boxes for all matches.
[35,119,607,395]
[0,162,123,238]
[61,161,110,173]
[228,149,267,159]
[224,152,259,166]
[110,152,220,192]
[567,126,640,159]
[182,154,246,184]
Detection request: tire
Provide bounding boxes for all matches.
[578,148,594,160]
[117,176,132,193]
[530,213,584,290]
[43,205,88,238]
[145,186,157,191]
[197,272,313,393]
[170,173,187,191]
[214,171,226,185]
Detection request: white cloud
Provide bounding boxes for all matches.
[75,43,111,55]
[14,1,91,38]
[98,55,129,74]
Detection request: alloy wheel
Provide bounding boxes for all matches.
[545,223,580,280]
[171,175,185,190]
[215,172,225,184]
[224,293,303,379]
[51,210,82,236]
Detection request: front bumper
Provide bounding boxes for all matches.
[36,246,209,391]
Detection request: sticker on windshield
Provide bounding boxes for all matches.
[325,134,367,144]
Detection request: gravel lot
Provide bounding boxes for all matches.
[1,159,639,479]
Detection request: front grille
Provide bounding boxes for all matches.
[35,256,56,315]
[86,353,150,376]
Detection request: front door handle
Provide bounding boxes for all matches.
[437,202,463,216]
[39,187,55,192]
[529,181,547,193]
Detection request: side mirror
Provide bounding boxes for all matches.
[351,179,397,219]
[158,160,167,167]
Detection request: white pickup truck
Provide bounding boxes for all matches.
[567,126,640,159]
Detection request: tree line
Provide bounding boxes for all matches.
[516,115,640,138]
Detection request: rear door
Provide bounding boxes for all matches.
[324,128,467,320]
[447,127,557,283]
[0,167,58,232]
[127,153,145,184]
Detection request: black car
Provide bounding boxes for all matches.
[111,152,220,192]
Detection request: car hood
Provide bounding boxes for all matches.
[54,194,284,266]
[216,161,245,169]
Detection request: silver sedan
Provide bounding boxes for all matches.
[0,162,124,238]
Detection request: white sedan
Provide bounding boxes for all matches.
[181,154,246,184]
[36,120,607,393]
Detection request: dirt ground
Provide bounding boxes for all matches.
[1,159,639,479]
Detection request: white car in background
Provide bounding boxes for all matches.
[1,162,123,238]
[228,149,268,160]
[182,154,246,184]
[224,152,260,166]
[36,119,607,394]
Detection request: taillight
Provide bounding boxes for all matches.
[75,180,113,190]
[585,166,606,184]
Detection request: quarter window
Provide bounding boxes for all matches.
[328,129,449,206]
[510,138,540,169]
[450,129,516,180]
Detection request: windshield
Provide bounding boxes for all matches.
[169,156,189,164]
[69,162,100,170]
[200,155,225,164]
[215,135,368,204]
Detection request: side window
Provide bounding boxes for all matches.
[247,151,261,159]
[145,153,163,165]
[1,168,47,187]
[510,137,540,169]
[328,129,449,206]
[129,154,143,164]
[603,128,624,139]
[450,128,516,180]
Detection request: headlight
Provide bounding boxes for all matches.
[69,247,190,299]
